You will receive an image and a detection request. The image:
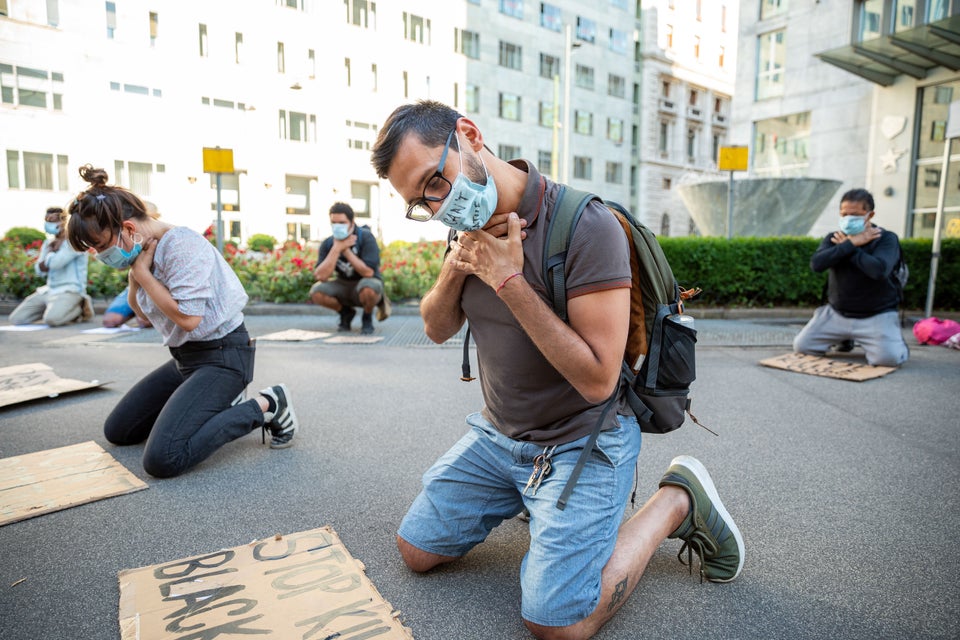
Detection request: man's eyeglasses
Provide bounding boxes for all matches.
[405,130,456,222]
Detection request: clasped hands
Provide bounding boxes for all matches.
[831,225,881,247]
[447,212,528,291]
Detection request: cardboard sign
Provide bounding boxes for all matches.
[118,526,414,640]
[324,335,384,344]
[257,329,332,341]
[0,441,147,526]
[759,353,896,381]
[0,362,108,408]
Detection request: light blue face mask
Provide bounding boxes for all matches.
[331,223,351,240]
[839,215,867,235]
[96,229,142,269]
[44,222,62,235]
[434,135,498,232]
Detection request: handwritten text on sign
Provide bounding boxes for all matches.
[118,526,413,640]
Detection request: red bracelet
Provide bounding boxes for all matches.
[496,272,523,295]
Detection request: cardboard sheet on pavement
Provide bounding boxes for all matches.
[759,352,896,381]
[0,362,108,408]
[325,335,384,344]
[0,440,147,526]
[257,328,331,341]
[118,526,414,640]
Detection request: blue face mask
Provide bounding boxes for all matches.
[434,137,498,232]
[96,229,142,269]
[839,215,867,235]
[331,223,351,240]
[44,222,61,235]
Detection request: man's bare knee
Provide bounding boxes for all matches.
[396,535,458,573]
[523,619,593,640]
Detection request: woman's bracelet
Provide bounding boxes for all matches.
[495,272,523,296]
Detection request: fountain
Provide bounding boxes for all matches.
[676,177,843,237]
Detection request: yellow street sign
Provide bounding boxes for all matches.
[202,147,234,174]
[718,146,748,172]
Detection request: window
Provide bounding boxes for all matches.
[541,3,562,31]
[693,35,701,60]
[499,41,522,70]
[47,0,59,27]
[199,24,209,57]
[370,63,378,92]
[665,24,674,49]
[689,89,699,106]
[346,120,378,150]
[573,156,592,180]
[575,64,594,90]
[6,151,70,191]
[721,4,727,31]
[499,92,521,120]
[760,0,788,20]
[149,12,158,46]
[605,162,623,184]
[753,112,810,176]
[279,109,317,142]
[0,65,64,111]
[346,0,376,29]
[285,175,314,215]
[500,0,524,19]
[659,121,670,154]
[608,74,626,98]
[576,17,597,43]
[456,28,480,59]
[277,42,285,72]
[663,178,672,190]
[756,29,786,100]
[696,0,703,20]
[351,181,376,215]
[895,0,916,32]
[308,49,316,78]
[661,80,671,97]
[660,213,671,236]
[719,45,726,68]
[928,0,950,21]
[609,29,627,54]
[607,118,624,143]
[859,0,883,41]
[404,12,430,44]
[498,144,521,159]
[686,128,697,161]
[235,33,243,63]
[574,110,593,135]
[106,2,116,39]
[114,161,165,197]
[712,133,722,164]
[466,84,479,112]
[112,82,162,98]
[539,101,555,127]
[540,53,560,79]
[344,58,351,86]
[278,0,307,11]
[610,0,627,8]
[537,150,554,174]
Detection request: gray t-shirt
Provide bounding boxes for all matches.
[136,226,247,347]
[461,161,632,445]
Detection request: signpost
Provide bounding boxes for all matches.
[718,146,748,239]
[202,147,234,254]
[926,102,960,317]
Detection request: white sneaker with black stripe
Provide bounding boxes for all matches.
[259,384,299,449]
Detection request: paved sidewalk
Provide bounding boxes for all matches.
[0,312,957,640]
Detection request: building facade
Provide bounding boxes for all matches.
[732,0,960,240]
[1,0,668,245]
[636,0,738,236]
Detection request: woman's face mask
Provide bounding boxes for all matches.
[434,134,498,232]
[331,223,351,240]
[44,222,62,235]
[96,228,143,269]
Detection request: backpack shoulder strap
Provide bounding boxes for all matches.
[544,185,601,322]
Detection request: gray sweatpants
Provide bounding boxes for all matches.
[793,304,909,367]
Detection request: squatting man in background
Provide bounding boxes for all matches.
[371,99,744,640]
[793,188,909,367]
[309,202,390,335]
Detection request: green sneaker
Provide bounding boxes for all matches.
[659,455,744,583]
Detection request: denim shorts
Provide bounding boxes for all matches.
[398,411,642,627]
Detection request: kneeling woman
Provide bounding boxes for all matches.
[67,165,298,477]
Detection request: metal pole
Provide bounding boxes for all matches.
[551,74,560,182]
[562,23,573,184]
[215,172,224,255]
[925,137,951,317]
[726,170,734,239]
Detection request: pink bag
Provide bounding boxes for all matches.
[913,317,960,345]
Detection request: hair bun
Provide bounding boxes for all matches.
[78,164,109,187]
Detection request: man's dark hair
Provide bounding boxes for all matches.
[329,201,354,222]
[370,100,463,178]
[840,188,874,212]
[46,207,63,215]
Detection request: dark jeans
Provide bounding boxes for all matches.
[104,325,261,478]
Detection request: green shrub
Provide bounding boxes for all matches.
[4,227,46,248]
[0,238,45,299]
[247,233,277,253]
[86,257,129,300]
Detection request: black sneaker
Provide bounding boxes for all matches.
[259,384,299,449]
[361,312,374,335]
[836,339,856,353]
[338,306,356,332]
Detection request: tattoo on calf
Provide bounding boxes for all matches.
[607,577,629,612]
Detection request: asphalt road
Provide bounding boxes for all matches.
[0,309,957,640]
